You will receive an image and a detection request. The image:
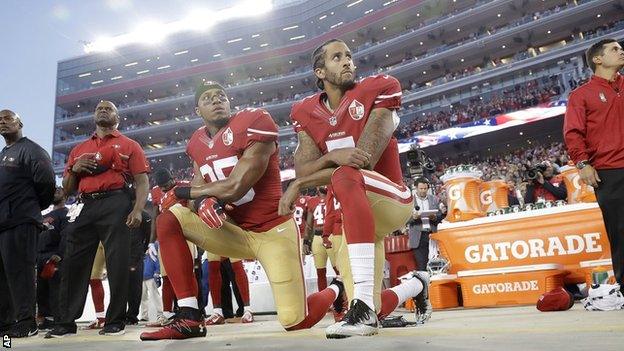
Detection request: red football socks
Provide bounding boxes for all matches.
[231,260,250,305]
[208,261,223,307]
[161,276,175,312]
[157,211,198,300]
[89,279,104,313]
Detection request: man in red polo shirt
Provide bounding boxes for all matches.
[564,38,624,292]
[45,100,150,338]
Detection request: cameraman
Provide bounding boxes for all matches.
[408,178,443,271]
[524,161,567,204]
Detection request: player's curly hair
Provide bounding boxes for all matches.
[311,38,346,90]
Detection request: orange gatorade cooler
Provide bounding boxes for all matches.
[429,274,459,309]
[443,176,484,222]
[480,180,509,213]
[457,264,568,308]
[560,166,597,204]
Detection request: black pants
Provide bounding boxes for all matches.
[36,257,61,320]
[0,224,39,327]
[57,193,132,329]
[595,168,624,290]
[125,231,145,322]
[412,231,431,271]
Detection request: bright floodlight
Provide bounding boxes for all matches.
[85,36,116,53]
[83,0,273,53]
[132,21,169,45]
[222,0,273,18]
[184,9,215,32]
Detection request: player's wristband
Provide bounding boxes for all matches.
[174,186,192,199]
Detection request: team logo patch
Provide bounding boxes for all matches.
[208,140,214,148]
[329,116,337,126]
[599,92,607,103]
[222,127,234,146]
[348,99,365,120]
[95,152,102,161]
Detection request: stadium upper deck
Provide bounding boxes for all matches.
[52,0,624,173]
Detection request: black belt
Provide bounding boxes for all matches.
[81,189,125,200]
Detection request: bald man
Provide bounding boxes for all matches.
[46,101,150,338]
[0,110,56,338]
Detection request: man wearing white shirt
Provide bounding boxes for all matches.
[408,178,443,271]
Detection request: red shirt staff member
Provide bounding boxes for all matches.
[46,100,150,338]
[564,38,624,293]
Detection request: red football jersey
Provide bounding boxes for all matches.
[306,196,326,233]
[186,108,288,232]
[291,74,404,185]
[323,186,343,237]
[293,195,310,238]
[151,180,190,211]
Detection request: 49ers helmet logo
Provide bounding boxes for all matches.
[348,99,365,120]
[222,127,234,146]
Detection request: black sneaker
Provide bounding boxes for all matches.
[325,299,379,338]
[37,318,55,331]
[44,324,77,338]
[98,324,125,336]
[0,323,11,336]
[330,278,347,314]
[124,318,139,326]
[7,319,38,338]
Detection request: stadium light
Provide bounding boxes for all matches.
[84,0,273,53]
[133,21,168,45]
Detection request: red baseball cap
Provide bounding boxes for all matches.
[536,287,574,312]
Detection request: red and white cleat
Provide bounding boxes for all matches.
[140,308,206,341]
[140,318,206,340]
[205,313,225,326]
[241,310,254,324]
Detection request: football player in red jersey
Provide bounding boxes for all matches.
[153,169,254,326]
[292,191,311,241]
[140,81,346,341]
[306,187,335,293]
[279,39,431,338]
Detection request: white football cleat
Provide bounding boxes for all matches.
[325,299,379,339]
[400,270,432,324]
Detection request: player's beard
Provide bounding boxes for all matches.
[326,70,355,90]
[95,113,117,128]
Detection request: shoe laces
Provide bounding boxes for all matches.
[342,301,372,324]
[165,318,195,334]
